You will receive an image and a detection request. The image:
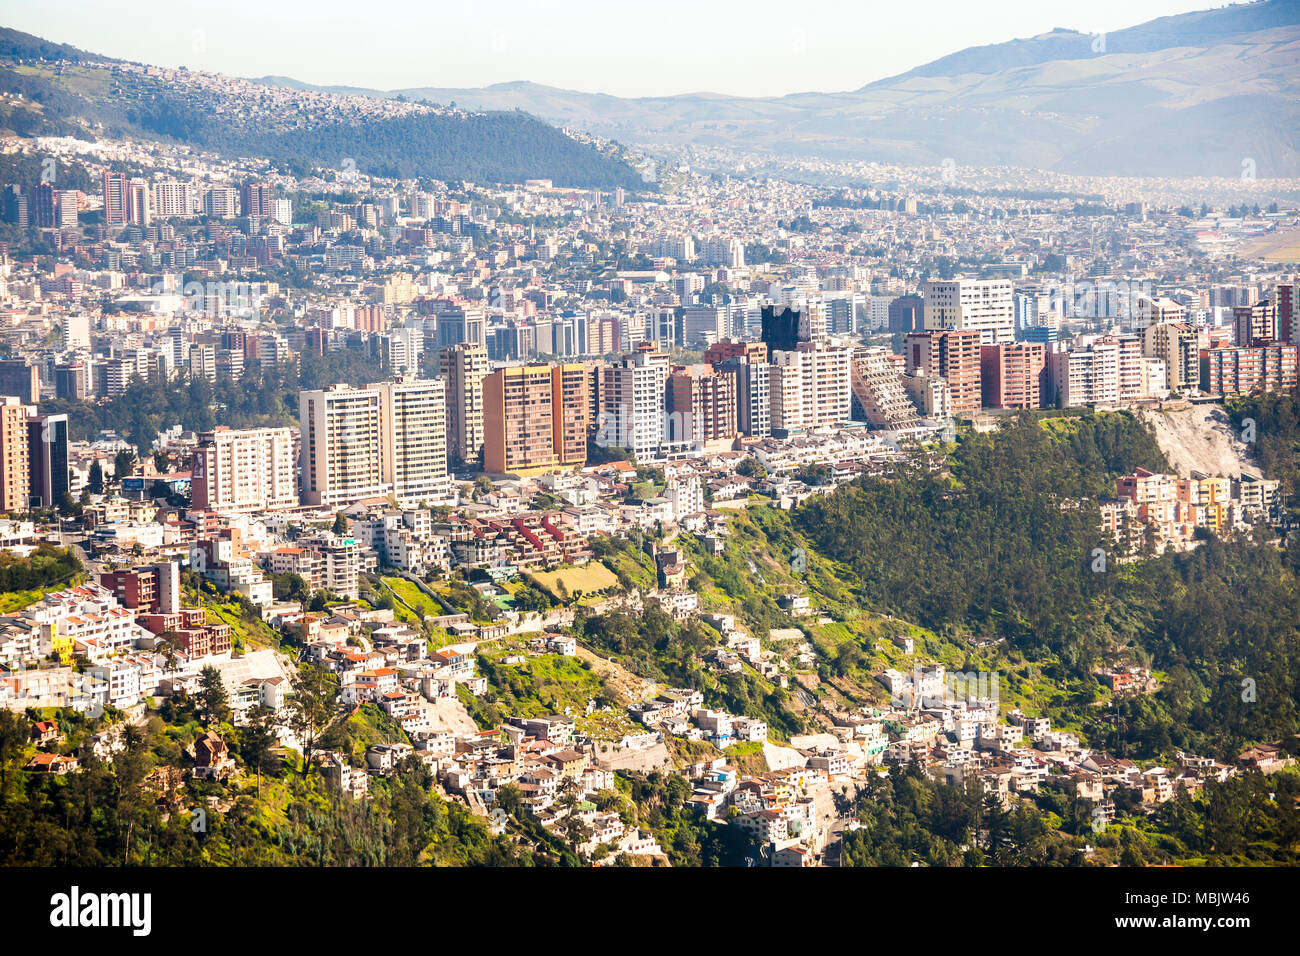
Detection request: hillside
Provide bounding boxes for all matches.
[275,0,1300,178]
[0,31,644,189]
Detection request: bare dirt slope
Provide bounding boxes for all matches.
[1138,405,1259,478]
[425,696,480,736]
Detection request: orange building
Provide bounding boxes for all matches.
[905,329,982,415]
[980,342,1046,409]
[0,396,31,512]
[483,363,588,475]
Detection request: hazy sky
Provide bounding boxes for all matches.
[8,0,1212,98]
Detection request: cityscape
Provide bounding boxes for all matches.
[0,0,1297,926]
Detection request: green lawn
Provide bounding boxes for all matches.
[380,576,442,619]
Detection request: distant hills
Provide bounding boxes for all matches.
[0,28,644,189]
[5,2,1298,181]
[253,0,1300,179]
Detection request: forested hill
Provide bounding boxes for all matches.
[130,100,644,189]
[795,412,1300,760]
[0,27,644,189]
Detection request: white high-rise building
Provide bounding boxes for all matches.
[600,348,670,460]
[299,385,388,508]
[203,186,239,219]
[191,426,298,513]
[369,377,450,506]
[769,344,852,432]
[153,181,196,218]
[922,278,1015,345]
[270,198,293,225]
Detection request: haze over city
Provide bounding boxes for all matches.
[5,0,1212,97]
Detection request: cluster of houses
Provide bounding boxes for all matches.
[0,565,291,717]
[1101,467,1281,551]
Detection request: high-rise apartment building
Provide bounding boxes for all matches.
[240,182,273,219]
[905,329,983,415]
[0,397,31,512]
[769,344,852,432]
[1277,283,1295,345]
[551,363,590,468]
[980,343,1046,409]
[921,278,1014,345]
[128,179,151,226]
[1234,300,1279,347]
[600,346,670,460]
[203,186,240,219]
[1143,322,1200,393]
[371,377,450,505]
[484,364,583,475]
[1135,296,1186,333]
[717,356,771,438]
[439,343,490,466]
[101,171,129,227]
[299,386,387,508]
[1200,343,1300,398]
[665,365,738,451]
[153,181,196,218]
[191,426,298,513]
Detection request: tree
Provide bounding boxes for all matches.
[288,663,339,773]
[113,449,136,483]
[332,511,349,535]
[88,460,104,495]
[198,664,231,724]
[238,709,278,797]
[0,709,29,803]
[156,631,182,675]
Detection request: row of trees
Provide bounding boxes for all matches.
[41,346,386,449]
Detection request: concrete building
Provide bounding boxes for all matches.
[299,385,387,508]
[666,365,738,452]
[1143,322,1200,394]
[906,329,982,416]
[192,427,298,513]
[371,377,450,505]
[1200,343,1300,398]
[921,278,1014,345]
[599,346,670,460]
[439,343,490,467]
[981,342,1047,410]
[483,364,587,476]
[0,397,31,512]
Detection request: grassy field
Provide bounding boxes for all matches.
[600,548,657,590]
[380,576,442,619]
[1239,229,1300,264]
[0,585,62,614]
[529,563,618,600]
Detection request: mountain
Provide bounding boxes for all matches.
[258,0,1299,178]
[0,28,644,189]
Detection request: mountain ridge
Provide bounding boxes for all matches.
[249,1,1300,178]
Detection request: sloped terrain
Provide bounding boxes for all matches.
[274,1,1300,178]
